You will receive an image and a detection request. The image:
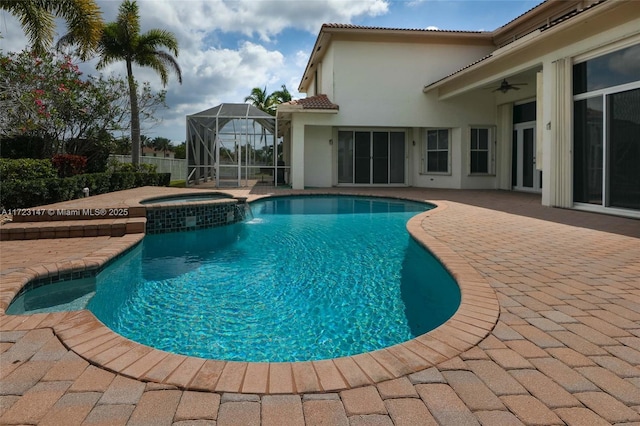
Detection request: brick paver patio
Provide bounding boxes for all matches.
[1,186,639,425]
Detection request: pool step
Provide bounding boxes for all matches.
[10,206,146,223]
[0,217,146,241]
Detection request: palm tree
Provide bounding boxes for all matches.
[152,136,172,157]
[269,84,292,113]
[244,85,292,116]
[140,134,152,155]
[244,85,292,167]
[244,87,273,115]
[0,0,102,59]
[94,0,181,165]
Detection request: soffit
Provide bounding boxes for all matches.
[425,0,638,99]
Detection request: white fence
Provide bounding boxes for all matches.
[110,155,186,181]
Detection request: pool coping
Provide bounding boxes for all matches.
[0,191,499,394]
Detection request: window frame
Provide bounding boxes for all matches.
[421,128,451,175]
[572,42,640,211]
[469,126,495,175]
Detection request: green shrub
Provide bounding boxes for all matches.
[109,172,136,192]
[0,158,56,181]
[0,169,171,209]
[134,172,170,187]
[82,173,112,194]
[134,172,152,187]
[138,163,157,174]
[158,173,171,187]
[0,179,51,209]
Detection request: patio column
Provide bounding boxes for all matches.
[549,58,573,208]
[496,103,513,190]
[290,119,305,189]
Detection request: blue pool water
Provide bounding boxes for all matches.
[8,196,461,362]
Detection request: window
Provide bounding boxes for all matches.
[470,127,493,174]
[573,44,640,95]
[513,102,536,124]
[422,129,449,173]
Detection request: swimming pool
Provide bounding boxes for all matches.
[8,195,461,362]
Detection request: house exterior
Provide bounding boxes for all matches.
[142,146,175,158]
[277,0,640,217]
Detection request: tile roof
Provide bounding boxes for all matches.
[283,94,339,110]
[539,0,607,32]
[322,23,486,34]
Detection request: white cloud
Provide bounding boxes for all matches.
[132,0,388,42]
[0,12,28,52]
[425,26,439,30]
[1,0,390,142]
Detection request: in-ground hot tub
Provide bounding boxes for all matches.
[139,192,233,205]
[140,192,249,234]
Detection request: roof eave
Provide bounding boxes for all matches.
[298,25,493,93]
[423,0,629,99]
[422,29,540,95]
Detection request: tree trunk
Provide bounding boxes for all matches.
[127,60,141,166]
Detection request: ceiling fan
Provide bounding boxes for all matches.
[491,79,528,93]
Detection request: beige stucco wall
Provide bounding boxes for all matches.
[289,6,640,200]
[330,40,495,127]
[304,125,333,187]
[290,39,499,189]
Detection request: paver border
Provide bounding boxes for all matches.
[0,192,499,394]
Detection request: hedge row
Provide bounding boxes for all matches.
[0,158,57,181]
[1,172,171,209]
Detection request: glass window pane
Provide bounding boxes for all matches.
[427,131,437,150]
[372,132,388,158]
[523,128,535,188]
[338,131,353,183]
[573,44,640,95]
[471,152,488,173]
[438,129,448,149]
[373,158,388,183]
[573,97,603,204]
[427,151,448,173]
[389,132,405,183]
[513,102,536,123]
[608,88,640,210]
[479,128,489,150]
[436,151,448,172]
[512,130,517,187]
[427,152,439,171]
[471,129,478,149]
[354,132,370,184]
[372,132,388,184]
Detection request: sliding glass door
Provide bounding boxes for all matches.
[338,130,405,185]
[573,44,640,211]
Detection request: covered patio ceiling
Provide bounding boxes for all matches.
[422,0,633,100]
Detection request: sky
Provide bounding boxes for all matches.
[0,0,542,144]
